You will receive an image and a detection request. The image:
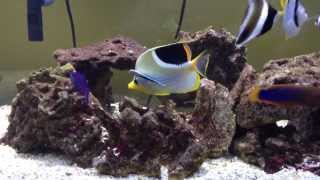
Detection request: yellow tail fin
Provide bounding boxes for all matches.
[248,86,261,103]
[182,43,192,61]
[191,50,210,77]
[279,0,287,15]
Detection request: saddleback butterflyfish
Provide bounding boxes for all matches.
[128,42,209,96]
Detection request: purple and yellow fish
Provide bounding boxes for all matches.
[249,84,320,107]
[69,72,90,105]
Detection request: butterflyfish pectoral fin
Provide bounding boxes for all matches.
[154,92,171,96]
[129,70,167,87]
[182,43,192,62]
[191,50,210,78]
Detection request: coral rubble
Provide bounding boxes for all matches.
[1,66,235,178]
[1,68,118,167]
[53,36,146,108]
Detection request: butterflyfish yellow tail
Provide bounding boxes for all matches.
[182,43,192,61]
[279,0,287,15]
[191,50,210,77]
[248,86,261,103]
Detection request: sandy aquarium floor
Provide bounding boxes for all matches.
[0,105,319,180]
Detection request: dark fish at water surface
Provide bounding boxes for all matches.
[27,0,55,41]
[69,72,90,105]
[249,84,320,107]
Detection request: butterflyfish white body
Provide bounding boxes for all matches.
[282,0,309,38]
[128,42,209,96]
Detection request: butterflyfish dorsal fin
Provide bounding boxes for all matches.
[154,43,189,65]
[191,50,210,78]
[280,0,288,13]
[182,43,192,62]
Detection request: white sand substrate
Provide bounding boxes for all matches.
[0,105,319,180]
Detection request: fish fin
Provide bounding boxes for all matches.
[154,92,171,96]
[249,86,261,103]
[182,43,192,61]
[280,0,287,11]
[129,70,166,86]
[190,73,201,92]
[285,34,290,40]
[191,50,210,77]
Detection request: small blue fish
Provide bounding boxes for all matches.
[27,0,55,41]
[69,72,90,105]
[249,84,320,107]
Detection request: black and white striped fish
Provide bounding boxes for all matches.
[282,0,309,38]
[236,0,279,47]
[315,16,320,30]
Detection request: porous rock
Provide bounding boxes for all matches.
[169,79,236,178]
[95,98,193,177]
[190,79,236,158]
[54,36,146,70]
[95,79,236,178]
[171,27,247,106]
[1,67,118,167]
[235,52,320,138]
[233,124,320,175]
[1,67,236,178]
[53,36,146,108]
[233,52,320,176]
[180,26,247,89]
